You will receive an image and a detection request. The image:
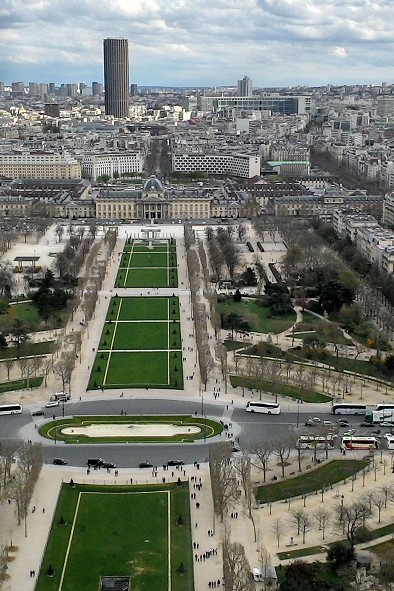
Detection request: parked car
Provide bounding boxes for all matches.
[52,458,67,465]
[323,420,333,426]
[305,420,316,427]
[139,461,153,469]
[311,417,321,423]
[380,421,394,428]
[167,459,184,466]
[46,400,59,408]
[336,420,349,426]
[343,429,356,436]
[102,462,116,469]
[252,568,263,582]
[31,410,45,417]
[360,422,374,427]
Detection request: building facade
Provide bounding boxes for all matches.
[82,153,144,180]
[0,153,81,180]
[172,152,260,178]
[103,38,130,119]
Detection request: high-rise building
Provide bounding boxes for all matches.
[237,75,252,96]
[103,38,129,118]
[130,83,138,97]
[92,82,103,96]
[49,83,56,94]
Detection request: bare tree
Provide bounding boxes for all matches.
[209,442,240,522]
[373,493,386,524]
[222,528,255,591]
[291,508,305,536]
[314,507,331,540]
[4,358,14,381]
[215,342,228,393]
[54,352,74,394]
[250,442,272,482]
[271,437,294,478]
[258,544,272,591]
[299,510,312,544]
[271,517,284,549]
[334,499,372,549]
[232,453,251,497]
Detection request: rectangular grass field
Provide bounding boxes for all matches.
[89,296,183,390]
[35,483,194,591]
[115,239,178,288]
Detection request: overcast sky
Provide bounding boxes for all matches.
[1,0,393,88]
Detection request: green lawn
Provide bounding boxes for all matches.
[35,483,194,591]
[107,296,180,321]
[230,375,332,403]
[369,539,394,560]
[0,376,43,393]
[218,297,296,334]
[277,545,327,560]
[100,322,176,351]
[256,459,368,503]
[39,415,223,443]
[0,340,54,360]
[90,297,183,390]
[115,240,178,288]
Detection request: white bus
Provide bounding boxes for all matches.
[341,436,378,451]
[331,403,367,416]
[245,401,281,415]
[0,403,22,415]
[297,435,336,450]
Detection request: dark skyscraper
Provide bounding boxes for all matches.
[103,38,129,118]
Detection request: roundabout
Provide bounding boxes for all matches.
[38,414,223,444]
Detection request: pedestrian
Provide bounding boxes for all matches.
[42,508,45,514]
[195,522,198,528]
[32,506,36,514]
[196,502,200,509]
[32,570,35,577]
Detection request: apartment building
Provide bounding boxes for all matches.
[172,152,260,178]
[0,152,81,179]
[82,153,144,181]
[383,192,394,227]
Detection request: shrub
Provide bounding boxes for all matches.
[47,565,55,577]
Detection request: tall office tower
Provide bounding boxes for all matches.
[237,75,252,96]
[103,38,129,118]
[130,83,138,96]
[92,82,103,96]
[0,82,4,96]
[49,83,56,94]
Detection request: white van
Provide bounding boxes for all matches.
[50,392,70,402]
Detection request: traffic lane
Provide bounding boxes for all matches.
[45,399,224,419]
[43,443,211,469]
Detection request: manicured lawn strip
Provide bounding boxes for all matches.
[256,460,368,503]
[367,522,394,541]
[0,376,43,393]
[291,331,351,345]
[117,297,173,321]
[116,267,177,288]
[0,340,54,360]
[369,539,394,559]
[217,298,296,334]
[35,483,192,591]
[171,484,195,591]
[224,340,251,351]
[230,375,331,403]
[39,415,222,443]
[277,545,327,560]
[105,351,170,386]
[91,296,183,389]
[128,252,169,267]
[109,322,171,350]
[6,301,41,324]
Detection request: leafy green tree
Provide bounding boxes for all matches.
[10,319,29,351]
[326,542,355,571]
[318,280,355,314]
[233,289,242,302]
[0,333,7,349]
[260,283,293,316]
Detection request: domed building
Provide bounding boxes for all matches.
[96,175,212,220]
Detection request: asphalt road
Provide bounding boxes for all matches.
[0,400,387,468]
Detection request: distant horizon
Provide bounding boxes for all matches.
[1,1,393,88]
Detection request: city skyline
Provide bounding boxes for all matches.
[1,1,394,88]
